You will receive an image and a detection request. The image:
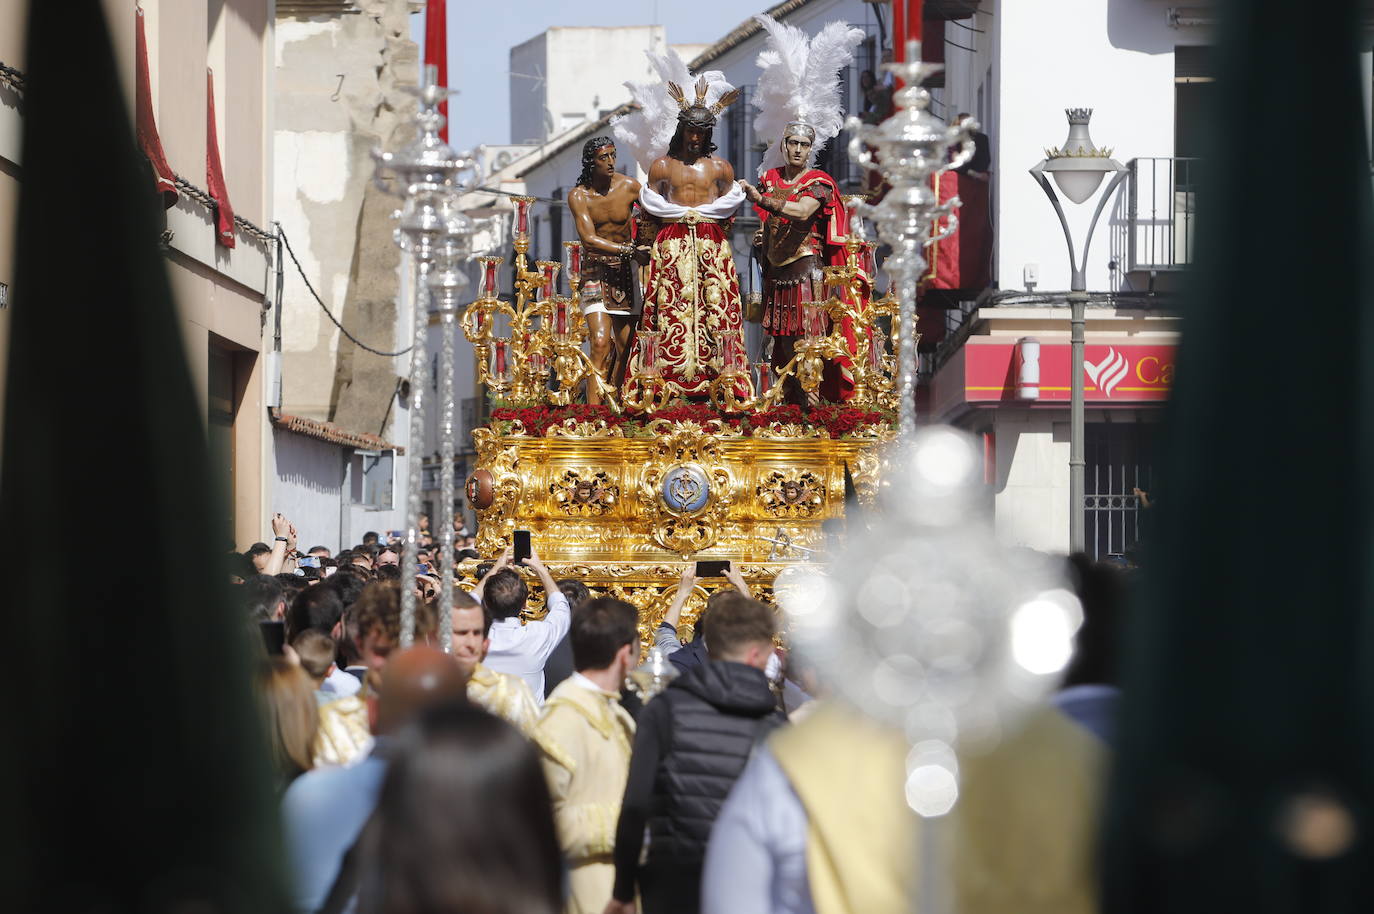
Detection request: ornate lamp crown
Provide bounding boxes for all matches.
[1046,107,1113,159]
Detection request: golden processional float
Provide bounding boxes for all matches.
[376,50,972,650]
[454,189,899,643]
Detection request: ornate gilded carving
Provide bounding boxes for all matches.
[850,441,889,508]
[471,427,524,555]
[752,423,829,440]
[637,422,735,555]
[544,418,624,438]
[465,426,884,562]
[550,468,619,516]
[757,471,825,518]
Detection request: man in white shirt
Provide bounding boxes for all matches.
[472,546,570,702]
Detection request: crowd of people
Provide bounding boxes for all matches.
[237,512,1124,914]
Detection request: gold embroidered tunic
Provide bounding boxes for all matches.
[313,692,372,768]
[533,676,636,914]
[468,662,542,736]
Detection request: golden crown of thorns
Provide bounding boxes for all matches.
[666,76,741,116]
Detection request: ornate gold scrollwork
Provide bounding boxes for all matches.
[544,418,624,438]
[850,440,890,508]
[550,468,619,517]
[752,422,830,440]
[757,470,825,518]
[472,427,524,555]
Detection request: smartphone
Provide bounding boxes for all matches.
[387,530,404,541]
[259,620,286,656]
[416,563,430,574]
[695,559,731,578]
[513,529,532,566]
[298,555,320,569]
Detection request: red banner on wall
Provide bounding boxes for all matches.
[961,342,1176,403]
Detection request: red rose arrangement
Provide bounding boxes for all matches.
[485,401,892,438]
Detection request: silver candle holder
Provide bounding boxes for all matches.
[373,68,477,648]
[847,39,975,441]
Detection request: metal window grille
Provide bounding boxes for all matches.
[1084,422,1157,561]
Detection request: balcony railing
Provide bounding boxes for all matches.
[1126,157,1200,272]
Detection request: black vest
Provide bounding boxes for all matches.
[647,661,782,864]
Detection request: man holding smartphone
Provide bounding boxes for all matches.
[471,544,571,703]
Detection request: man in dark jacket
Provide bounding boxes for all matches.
[606,594,782,914]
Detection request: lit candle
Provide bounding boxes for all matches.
[554,300,568,336]
[514,197,532,238]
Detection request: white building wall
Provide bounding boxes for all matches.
[988,0,1210,295]
[511,26,666,144]
[510,30,549,144]
[992,412,1071,554]
[274,430,348,551]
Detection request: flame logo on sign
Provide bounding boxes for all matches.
[1084,347,1129,398]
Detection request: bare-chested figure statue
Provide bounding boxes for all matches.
[567,138,641,404]
[628,77,747,397]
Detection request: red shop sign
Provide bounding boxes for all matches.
[962,342,1176,403]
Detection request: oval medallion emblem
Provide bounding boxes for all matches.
[660,463,711,514]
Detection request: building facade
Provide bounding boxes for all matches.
[270,0,425,549]
[0,0,277,550]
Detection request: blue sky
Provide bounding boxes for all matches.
[409,1,770,153]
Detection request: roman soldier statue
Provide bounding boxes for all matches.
[740,16,867,404]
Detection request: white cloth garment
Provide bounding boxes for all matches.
[483,591,572,704]
[638,182,745,221]
[321,665,361,697]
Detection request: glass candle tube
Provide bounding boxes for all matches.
[536,262,558,302]
[514,197,532,238]
[492,340,510,383]
[554,299,569,337]
[754,362,774,397]
[563,241,582,283]
[481,258,500,298]
[722,331,745,373]
[640,331,661,378]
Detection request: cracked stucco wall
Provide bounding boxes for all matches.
[274,0,417,438]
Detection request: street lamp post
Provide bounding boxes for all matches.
[1029,109,1128,554]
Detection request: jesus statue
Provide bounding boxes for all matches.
[621,75,747,398]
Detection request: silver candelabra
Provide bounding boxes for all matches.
[373,68,477,649]
[848,39,975,441]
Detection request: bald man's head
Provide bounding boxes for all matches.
[375,646,470,735]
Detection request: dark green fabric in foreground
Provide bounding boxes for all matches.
[0,2,289,912]
[1101,0,1374,911]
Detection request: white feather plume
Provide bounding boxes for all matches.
[751,15,865,177]
[612,48,735,175]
